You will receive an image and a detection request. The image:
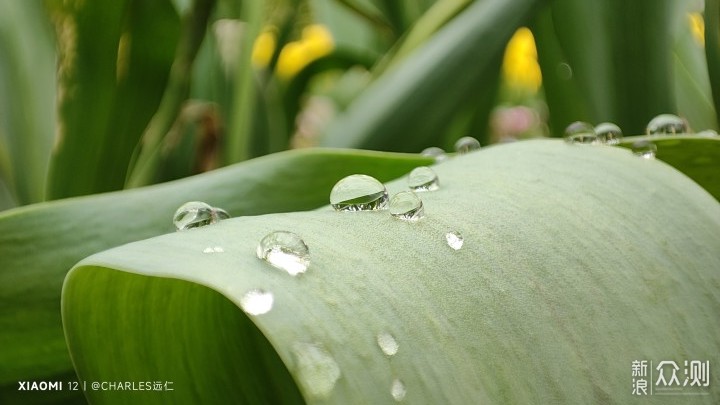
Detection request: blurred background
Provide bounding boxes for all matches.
[0,0,716,211]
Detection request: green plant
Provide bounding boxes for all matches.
[0,0,719,403]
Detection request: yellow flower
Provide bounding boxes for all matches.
[251,27,277,68]
[276,24,334,80]
[689,12,704,46]
[502,27,542,93]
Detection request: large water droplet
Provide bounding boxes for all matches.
[407,166,439,192]
[389,192,424,221]
[391,379,406,402]
[330,174,389,211]
[420,147,448,162]
[646,114,688,135]
[377,332,399,356]
[632,140,657,159]
[454,137,481,154]
[594,122,623,145]
[256,231,310,275]
[292,343,341,399]
[697,129,719,137]
[240,289,273,315]
[445,231,464,250]
[564,121,597,144]
[212,207,231,221]
[173,201,217,231]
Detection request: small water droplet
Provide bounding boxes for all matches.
[454,137,481,154]
[420,147,448,162]
[173,201,217,231]
[407,167,439,192]
[292,343,341,399]
[330,174,389,212]
[389,192,424,221]
[697,129,719,137]
[256,231,310,275]
[391,379,406,401]
[632,140,657,159]
[240,289,273,315]
[594,122,623,145]
[202,246,225,254]
[212,207,231,220]
[646,114,688,135]
[445,231,464,250]
[564,121,597,144]
[203,247,213,254]
[376,332,399,356]
[556,62,573,80]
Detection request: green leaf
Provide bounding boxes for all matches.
[0,1,55,205]
[706,0,720,126]
[618,135,720,201]
[62,140,720,403]
[319,0,543,152]
[45,0,181,199]
[0,149,429,401]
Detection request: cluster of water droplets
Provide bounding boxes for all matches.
[564,121,623,145]
[420,135,481,163]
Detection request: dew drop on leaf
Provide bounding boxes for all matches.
[420,146,448,162]
[646,114,688,135]
[454,137,481,154]
[292,342,341,399]
[212,207,231,221]
[256,231,310,275]
[564,121,596,144]
[173,201,217,231]
[632,140,657,159]
[594,122,623,145]
[330,174,389,212]
[445,231,464,250]
[407,166,439,192]
[240,289,273,315]
[697,129,718,137]
[376,332,399,356]
[389,192,424,222]
[391,378,407,401]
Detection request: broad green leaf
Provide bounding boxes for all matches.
[618,135,720,201]
[0,1,55,205]
[319,0,543,152]
[63,140,720,404]
[0,149,429,402]
[45,0,180,199]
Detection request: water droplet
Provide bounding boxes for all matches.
[292,343,341,399]
[454,137,481,154]
[391,379,406,401]
[203,246,225,254]
[256,231,310,275]
[420,147,448,162]
[212,207,231,221]
[445,231,464,250]
[389,192,424,221]
[697,129,719,137]
[564,121,597,144]
[556,62,573,80]
[646,114,688,135]
[632,140,657,159]
[594,122,623,145]
[407,167,439,192]
[173,201,217,231]
[330,174,389,212]
[240,289,273,315]
[376,332,399,356]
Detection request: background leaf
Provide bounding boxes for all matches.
[63,140,720,404]
[0,149,429,402]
